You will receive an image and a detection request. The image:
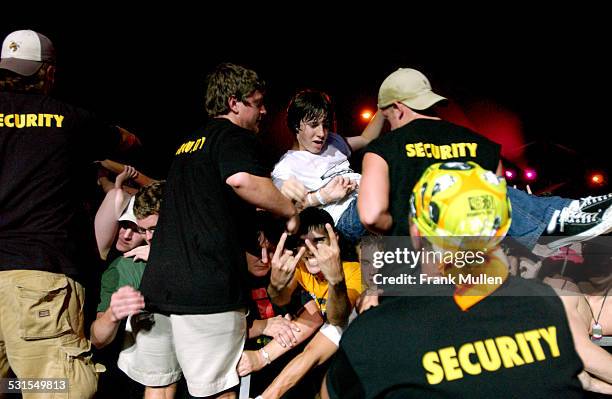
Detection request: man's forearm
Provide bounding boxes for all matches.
[267,283,292,307]
[263,331,338,399]
[326,279,350,328]
[90,310,120,349]
[227,173,297,218]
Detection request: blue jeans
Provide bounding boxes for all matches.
[507,187,572,249]
[336,199,367,244]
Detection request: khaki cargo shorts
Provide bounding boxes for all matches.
[0,270,100,398]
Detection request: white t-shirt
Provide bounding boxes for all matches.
[271,132,361,223]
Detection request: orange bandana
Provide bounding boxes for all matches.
[443,248,509,311]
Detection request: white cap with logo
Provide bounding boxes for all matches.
[0,29,55,76]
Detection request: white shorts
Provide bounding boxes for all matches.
[318,309,358,347]
[118,309,246,397]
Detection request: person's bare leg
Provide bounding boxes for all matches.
[144,383,177,399]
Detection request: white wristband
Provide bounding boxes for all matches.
[315,190,327,205]
[260,348,271,365]
[306,192,315,207]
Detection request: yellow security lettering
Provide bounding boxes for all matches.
[422,326,562,385]
[459,143,468,157]
[474,339,501,371]
[14,114,25,128]
[539,326,560,357]
[5,114,14,127]
[405,143,416,157]
[423,143,432,157]
[466,142,478,157]
[53,114,64,127]
[457,343,481,376]
[26,114,37,126]
[451,143,460,157]
[415,142,426,157]
[176,136,207,155]
[515,333,535,363]
[440,145,453,160]
[430,144,440,159]
[439,346,463,381]
[43,114,53,127]
[423,351,444,385]
[523,330,546,361]
[193,138,202,152]
[495,336,525,368]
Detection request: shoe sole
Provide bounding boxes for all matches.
[546,206,612,250]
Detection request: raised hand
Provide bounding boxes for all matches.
[270,232,306,291]
[304,223,343,285]
[115,164,139,189]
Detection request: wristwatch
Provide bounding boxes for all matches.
[259,348,271,365]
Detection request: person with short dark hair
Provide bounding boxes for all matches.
[272,89,385,243]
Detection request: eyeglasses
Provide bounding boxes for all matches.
[135,226,156,235]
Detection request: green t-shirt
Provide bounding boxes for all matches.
[97,256,147,312]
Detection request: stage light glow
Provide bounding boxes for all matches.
[360,110,373,121]
[524,169,537,181]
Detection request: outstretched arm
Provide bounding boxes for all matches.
[226,172,299,233]
[346,111,385,152]
[90,286,145,349]
[358,152,392,233]
[263,331,338,399]
[94,188,131,260]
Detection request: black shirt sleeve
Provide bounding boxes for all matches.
[217,129,270,181]
[326,346,366,399]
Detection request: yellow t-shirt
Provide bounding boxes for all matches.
[295,261,363,315]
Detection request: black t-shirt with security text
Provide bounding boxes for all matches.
[0,92,119,283]
[366,119,501,236]
[326,277,585,398]
[139,118,270,314]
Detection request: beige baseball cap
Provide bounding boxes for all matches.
[377,68,446,110]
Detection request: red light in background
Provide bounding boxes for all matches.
[588,172,606,187]
[504,169,516,180]
[524,169,537,181]
[360,110,373,121]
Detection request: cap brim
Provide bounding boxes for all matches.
[0,58,43,76]
[400,91,447,110]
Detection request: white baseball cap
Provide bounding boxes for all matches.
[118,196,137,224]
[0,29,55,76]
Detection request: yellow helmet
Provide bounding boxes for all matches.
[410,161,512,250]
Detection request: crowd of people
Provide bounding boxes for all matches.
[1,29,611,398]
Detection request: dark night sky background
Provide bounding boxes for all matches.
[4,11,610,197]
